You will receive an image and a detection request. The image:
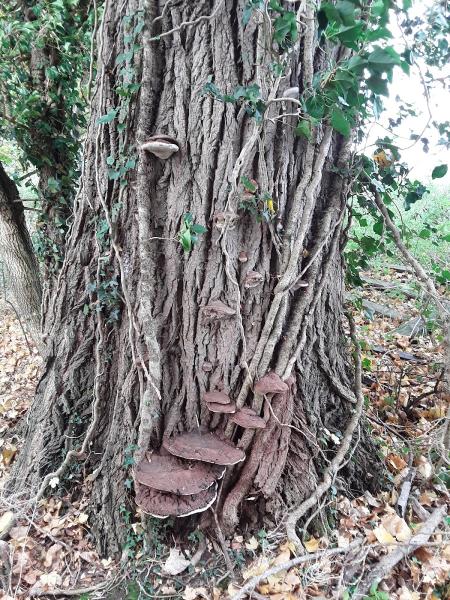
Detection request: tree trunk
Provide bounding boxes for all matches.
[9,0,382,555]
[0,162,42,347]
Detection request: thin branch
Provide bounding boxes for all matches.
[371,189,448,318]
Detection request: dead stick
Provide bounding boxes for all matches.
[355,504,447,597]
[29,579,111,597]
[396,467,416,518]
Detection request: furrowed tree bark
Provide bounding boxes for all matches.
[0,162,42,347]
[9,0,382,555]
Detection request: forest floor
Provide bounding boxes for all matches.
[0,268,448,600]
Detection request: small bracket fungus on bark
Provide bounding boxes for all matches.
[203,391,231,405]
[282,86,299,99]
[140,134,180,159]
[202,300,236,321]
[254,371,289,395]
[135,454,225,495]
[214,211,238,230]
[135,482,218,518]
[230,408,266,429]
[206,401,236,414]
[238,251,248,263]
[244,270,264,289]
[163,431,245,465]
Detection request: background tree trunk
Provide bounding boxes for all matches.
[0,163,42,347]
[9,0,382,555]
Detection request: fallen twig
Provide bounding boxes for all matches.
[355,504,447,597]
[396,466,416,519]
[28,579,112,597]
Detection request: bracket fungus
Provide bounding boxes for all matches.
[206,401,236,414]
[203,391,231,405]
[140,134,180,159]
[202,300,236,321]
[163,431,245,465]
[230,408,266,429]
[244,270,264,289]
[254,371,289,395]
[135,482,218,519]
[135,454,225,495]
[214,211,238,231]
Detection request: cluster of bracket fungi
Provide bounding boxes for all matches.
[137,135,289,518]
[134,373,288,519]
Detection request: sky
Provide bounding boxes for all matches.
[364,0,450,187]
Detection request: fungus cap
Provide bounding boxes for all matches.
[230,409,266,429]
[244,271,264,289]
[135,482,218,519]
[203,391,231,405]
[254,371,289,395]
[203,300,236,320]
[206,401,236,414]
[140,135,179,159]
[135,454,225,495]
[163,431,245,465]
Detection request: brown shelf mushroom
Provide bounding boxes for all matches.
[214,211,238,230]
[206,401,236,414]
[135,482,218,518]
[230,408,266,429]
[135,454,225,495]
[140,134,180,159]
[202,300,236,321]
[254,371,289,395]
[244,271,264,289]
[163,431,245,465]
[203,391,231,405]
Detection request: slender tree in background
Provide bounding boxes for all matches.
[0,162,41,345]
[9,0,442,555]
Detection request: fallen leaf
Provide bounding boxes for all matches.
[245,536,259,551]
[373,524,396,545]
[77,512,89,525]
[183,586,209,600]
[304,537,320,553]
[381,513,411,542]
[386,453,407,472]
[163,548,191,575]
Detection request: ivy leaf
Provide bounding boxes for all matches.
[368,46,402,72]
[431,164,448,179]
[373,220,384,235]
[295,119,312,141]
[97,109,118,125]
[419,228,431,239]
[191,224,207,234]
[330,107,351,137]
[180,229,192,252]
[366,75,389,96]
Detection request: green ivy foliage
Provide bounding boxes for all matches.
[0,0,95,266]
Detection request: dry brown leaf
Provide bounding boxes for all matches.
[373,524,396,545]
[304,537,320,553]
[381,513,411,542]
